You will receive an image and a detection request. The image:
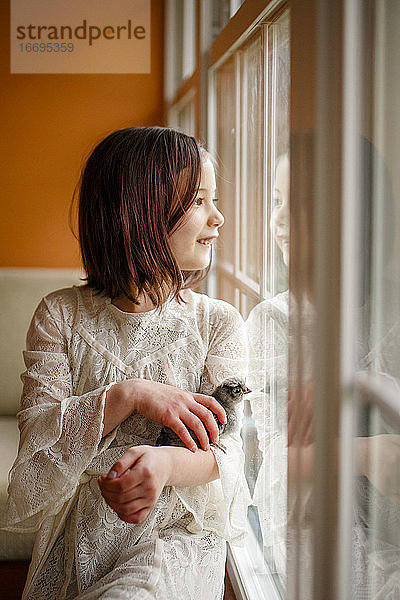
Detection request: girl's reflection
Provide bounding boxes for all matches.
[247,140,400,598]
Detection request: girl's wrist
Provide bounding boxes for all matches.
[156,447,175,486]
[116,378,140,412]
[354,436,368,476]
[157,446,219,487]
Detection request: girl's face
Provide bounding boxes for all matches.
[168,158,224,271]
[270,153,290,266]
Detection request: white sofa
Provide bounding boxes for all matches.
[0,268,83,560]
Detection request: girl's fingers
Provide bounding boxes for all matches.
[193,393,227,425]
[169,420,199,452]
[120,507,151,524]
[106,496,151,524]
[181,412,211,450]
[188,403,220,444]
[114,496,149,520]
[106,447,142,479]
[304,418,314,445]
[98,475,144,502]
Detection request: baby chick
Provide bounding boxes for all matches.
[156,377,251,453]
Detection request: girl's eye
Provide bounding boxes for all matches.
[194,198,204,206]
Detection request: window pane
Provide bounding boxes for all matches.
[246,9,290,593]
[214,8,290,598]
[176,97,196,136]
[267,10,290,297]
[239,34,263,284]
[216,56,237,269]
[350,3,400,596]
[217,274,238,310]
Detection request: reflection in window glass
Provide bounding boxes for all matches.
[350,3,400,597]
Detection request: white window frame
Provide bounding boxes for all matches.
[208,4,289,599]
[165,2,289,599]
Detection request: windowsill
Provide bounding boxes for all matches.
[227,525,282,600]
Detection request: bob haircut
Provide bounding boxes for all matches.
[78,126,212,307]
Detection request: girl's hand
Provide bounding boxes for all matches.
[288,381,314,446]
[107,378,226,452]
[98,446,172,524]
[356,434,400,504]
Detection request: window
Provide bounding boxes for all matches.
[167,89,197,137]
[166,1,400,599]
[165,2,290,598]
[212,8,290,597]
[288,1,400,598]
[340,2,400,597]
[164,0,197,102]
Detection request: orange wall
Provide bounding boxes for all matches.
[0,1,165,268]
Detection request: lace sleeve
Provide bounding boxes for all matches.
[2,298,113,533]
[173,300,251,545]
[246,298,288,450]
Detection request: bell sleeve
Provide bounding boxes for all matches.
[245,298,288,572]
[246,298,288,450]
[172,299,252,545]
[1,297,115,533]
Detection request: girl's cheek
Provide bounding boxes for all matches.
[188,212,204,229]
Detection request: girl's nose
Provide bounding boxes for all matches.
[209,204,224,228]
[275,201,289,228]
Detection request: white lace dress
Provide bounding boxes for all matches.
[1,286,251,600]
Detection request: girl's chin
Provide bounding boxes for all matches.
[180,257,211,271]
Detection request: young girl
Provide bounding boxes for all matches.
[2,127,250,599]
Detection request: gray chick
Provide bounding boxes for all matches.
[155,377,251,453]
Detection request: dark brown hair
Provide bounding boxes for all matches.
[78,126,210,306]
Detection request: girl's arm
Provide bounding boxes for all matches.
[4,292,223,532]
[103,378,226,452]
[100,299,252,539]
[98,445,218,524]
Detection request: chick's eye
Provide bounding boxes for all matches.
[273,197,282,208]
[233,386,241,394]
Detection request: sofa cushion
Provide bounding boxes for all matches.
[0,417,36,560]
[0,268,82,415]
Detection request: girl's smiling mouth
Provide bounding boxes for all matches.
[196,236,218,246]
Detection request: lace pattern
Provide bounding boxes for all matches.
[246,291,290,578]
[1,285,250,599]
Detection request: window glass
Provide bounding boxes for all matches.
[215,8,290,597]
[351,2,400,596]
[246,10,290,592]
[216,56,237,271]
[239,34,263,285]
[267,12,290,297]
[176,96,196,136]
[218,275,238,308]
[166,0,196,97]
[212,0,245,39]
